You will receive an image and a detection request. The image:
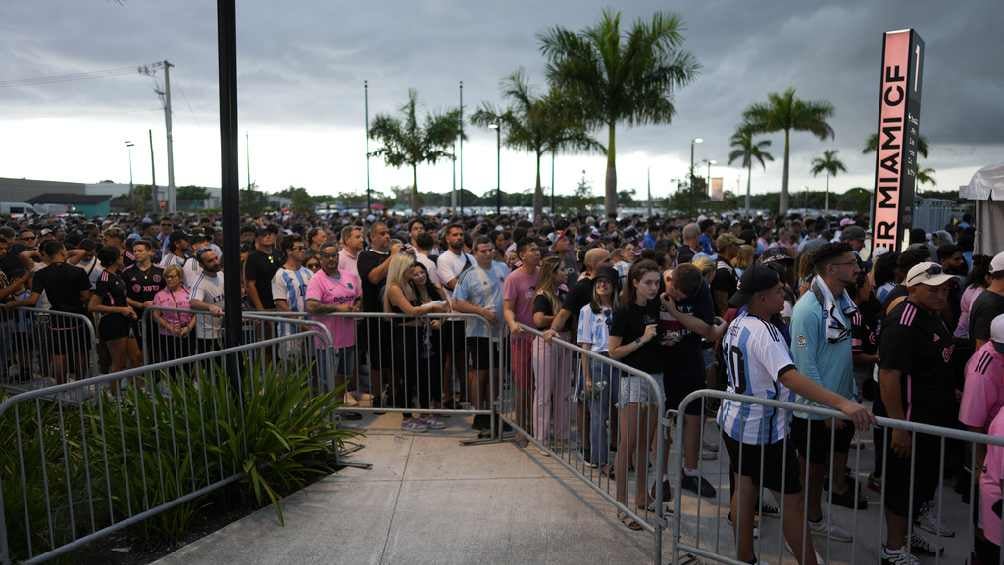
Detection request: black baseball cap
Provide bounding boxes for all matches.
[729,264,781,307]
[594,266,619,284]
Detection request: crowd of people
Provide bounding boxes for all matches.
[1,206,1001,564]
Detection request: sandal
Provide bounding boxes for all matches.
[618,511,643,531]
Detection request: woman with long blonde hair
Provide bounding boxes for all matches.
[531,255,572,450]
[384,252,450,432]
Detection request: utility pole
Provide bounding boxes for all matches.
[647,167,652,217]
[163,61,176,213]
[365,80,371,213]
[451,142,457,210]
[125,141,135,199]
[246,131,251,190]
[148,129,158,214]
[139,60,177,213]
[550,150,556,213]
[459,80,464,215]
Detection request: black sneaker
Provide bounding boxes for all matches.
[829,485,868,509]
[681,474,717,498]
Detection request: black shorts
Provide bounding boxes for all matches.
[789,417,855,465]
[466,337,498,371]
[664,370,706,416]
[883,433,942,517]
[723,432,802,495]
[99,314,132,342]
[441,319,467,354]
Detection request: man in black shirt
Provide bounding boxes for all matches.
[244,226,282,311]
[17,240,92,383]
[357,222,401,406]
[545,248,612,339]
[971,251,1004,349]
[878,261,956,562]
[662,263,724,498]
[121,239,166,354]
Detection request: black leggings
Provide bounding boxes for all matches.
[389,324,442,411]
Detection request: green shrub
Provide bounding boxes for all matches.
[0,355,358,561]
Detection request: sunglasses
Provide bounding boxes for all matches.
[907,263,943,283]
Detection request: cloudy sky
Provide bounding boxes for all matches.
[1,0,1002,202]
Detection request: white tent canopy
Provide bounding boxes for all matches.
[960,162,1004,253]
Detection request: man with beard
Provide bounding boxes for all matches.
[121,239,166,357]
[437,223,475,293]
[788,243,866,544]
[188,249,226,352]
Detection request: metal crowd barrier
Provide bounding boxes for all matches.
[671,389,1004,565]
[0,308,98,390]
[498,323,668,563]
[143,308,497,426]
[0,330,326,565]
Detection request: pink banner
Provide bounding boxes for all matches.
[872,30,910,252]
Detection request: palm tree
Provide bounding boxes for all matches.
[539,9,699,218]
[471,71,602,220]
[369,89,464,211]
[917,166,936,190]
[809,149,847,213]
[742,87,835,216]
[862,133,929,158]
[727,125,774,214]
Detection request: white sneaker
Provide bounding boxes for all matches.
[880,545,920,565]
[915,501,956,537]
[807,517,852,542]
[785,541,824,564]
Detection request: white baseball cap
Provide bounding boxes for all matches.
[904,261,955,288]
[991,314,1004,353]
[991,251,1004,275]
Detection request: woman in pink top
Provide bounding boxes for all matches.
[979,410,1004,563]
[152,265,196,360]
[956,255,991,338]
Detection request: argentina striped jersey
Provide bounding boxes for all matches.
[717,310,798,444]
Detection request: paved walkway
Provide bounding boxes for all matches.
[155,413,658,565]
[156,413,977,565]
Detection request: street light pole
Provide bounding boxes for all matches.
[490,122,501,215]
[702,159,717,197]
[459,81,464,215]
[690,137,703,193]
[365,80,371,213]
[125,141,135,197]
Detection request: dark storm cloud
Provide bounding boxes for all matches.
[1,0,1001,171]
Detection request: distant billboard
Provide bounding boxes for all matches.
[871,28,924,254]
[710,177,724,201]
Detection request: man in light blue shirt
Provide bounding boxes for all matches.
[452,235,510,435]
[789,242,864,542]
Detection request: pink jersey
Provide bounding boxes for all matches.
[960,342,1004,430]
[981,410,1004,545]
[306,269,361,349]
[502,267,538,327]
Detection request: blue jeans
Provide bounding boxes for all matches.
[588,357,620,466]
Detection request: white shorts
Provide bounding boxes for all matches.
[619,372,662,406]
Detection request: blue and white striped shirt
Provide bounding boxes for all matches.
[717,310,798,445]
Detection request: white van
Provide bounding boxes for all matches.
[0,202,41,218]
